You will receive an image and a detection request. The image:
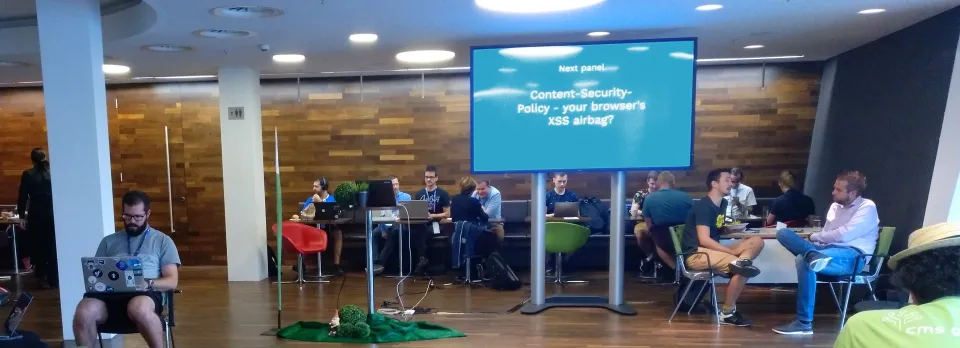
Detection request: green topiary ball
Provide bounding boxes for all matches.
[338,322,371,338]
[339,305,365,325]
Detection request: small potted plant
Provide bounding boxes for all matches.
[334,182,359,211]
[355,181,369,209]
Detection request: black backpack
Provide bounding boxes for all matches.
[483,251,521,291]
[579,197,610,234]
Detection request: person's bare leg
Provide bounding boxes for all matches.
[331,228,343,264]
[74,298,108,348]
[724,274,748,309]
[128,296,163,348]
[656,246,675,269]
[732,236,764,260]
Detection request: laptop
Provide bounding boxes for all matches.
[554,202,580,218]
[398,200,431,220]
[312,202,340,220]
[366,179,398,208]
[0,292,32,339]
[81,256,147,293]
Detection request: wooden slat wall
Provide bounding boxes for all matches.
[0,62,821,265]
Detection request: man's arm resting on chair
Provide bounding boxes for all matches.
[150,264,179,291]
[697,225,735,255]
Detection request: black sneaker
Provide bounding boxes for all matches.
[372,264,384,275]
[805,251,833,272]
[638,258,654,274]
[772,320,813,335]
[332,264,345,276]
[720,309,752,327]
[728,259,761,278]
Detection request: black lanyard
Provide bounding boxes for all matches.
[128,228,149,256]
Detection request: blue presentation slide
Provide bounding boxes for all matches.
[471,39,696,173]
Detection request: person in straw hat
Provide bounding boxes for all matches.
[834,222,960,347]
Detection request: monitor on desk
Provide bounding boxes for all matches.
[365,179,397,208]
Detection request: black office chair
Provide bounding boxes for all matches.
[97,289,178,348]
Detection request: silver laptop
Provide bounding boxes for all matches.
[554,202,580,218]
[398,200,431,220]
[82,256,147,293]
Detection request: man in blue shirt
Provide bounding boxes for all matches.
[639,171,693,270]
[471,180,503,240]
[371,176,412,275]
[299,177,344,275]
[546,172,578,216]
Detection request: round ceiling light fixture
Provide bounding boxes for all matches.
[396,50,456,64]
[102,64,130,74]
[475,0,604,14]
[695,4,723,11]
[349,33,379,43]
[858,8,886,14]
[587,31,610,37]
[743,44,764,49]
[272,54,306,63]
[141,44,194,52]
[210,6,285,18]
[192,29,256,39]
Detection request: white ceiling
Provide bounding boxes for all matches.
[0,0,957,84]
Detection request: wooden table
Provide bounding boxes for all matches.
[0,218,27,284]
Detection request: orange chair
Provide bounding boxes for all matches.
[272,222,329,284]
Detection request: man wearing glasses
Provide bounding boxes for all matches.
[72,191,181,348]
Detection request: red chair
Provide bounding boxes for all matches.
[272,222,329,284]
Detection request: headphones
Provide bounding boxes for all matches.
[318,177,329,191]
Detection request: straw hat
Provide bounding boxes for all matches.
[888,222,960,269]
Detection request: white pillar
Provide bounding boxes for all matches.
[36,0,114,341]
[218,67,268,281]
[924,33,960,225]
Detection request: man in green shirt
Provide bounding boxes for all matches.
[835,222,960,347]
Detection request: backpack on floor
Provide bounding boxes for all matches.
[484,251,521,291]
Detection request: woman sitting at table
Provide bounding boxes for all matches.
[765,171,815,227]
[450,177,491,272]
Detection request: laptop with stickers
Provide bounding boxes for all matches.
[81,256,147,293]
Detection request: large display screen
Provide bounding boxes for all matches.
[470,39,696,173]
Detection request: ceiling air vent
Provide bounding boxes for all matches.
[192,29,256,39]
[210,6,285,18]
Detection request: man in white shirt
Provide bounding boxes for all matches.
[773,170,879,335]
[727,167,757,219]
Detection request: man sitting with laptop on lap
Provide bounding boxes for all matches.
[73,191,181,348]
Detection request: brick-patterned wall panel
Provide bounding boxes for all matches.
[0,63,820,265]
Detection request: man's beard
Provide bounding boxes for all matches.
[125,223,147,236]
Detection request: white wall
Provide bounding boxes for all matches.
[924,32,960,226]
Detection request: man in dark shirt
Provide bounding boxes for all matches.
[766,171,815,227]
[410,165,450,274]
[546,172,578,216]
[681,168,764,327]
[640,171,693,270]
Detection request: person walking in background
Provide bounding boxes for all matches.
[17,148,57,288]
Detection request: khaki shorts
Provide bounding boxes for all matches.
[488,225,504,241]
[685,248,739,274]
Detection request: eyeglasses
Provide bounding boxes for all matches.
[424,176,437,179]
[122,214,146,222]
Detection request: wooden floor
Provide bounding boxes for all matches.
[10,267,845,347]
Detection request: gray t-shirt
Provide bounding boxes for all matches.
[95,226,181,279]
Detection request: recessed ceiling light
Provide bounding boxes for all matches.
[587,31,610,37]
[475,0,604,14]
[155,75,217,80]
[858,8,886,14]
[349,33,379,43]
[0,61,29,67]
[695,4,723,11]
[102,64,130,74]
[210,6,284,18]
[696,55,804,63]
[272,54,305,63]
[743,45,764,49]
[396,50,456,64]
[141,44,194,52]
[192,29,256,39]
